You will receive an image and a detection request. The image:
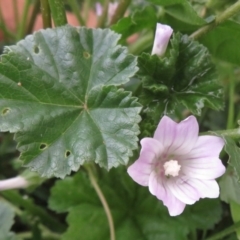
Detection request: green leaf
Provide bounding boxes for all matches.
[49,167,222,240]
[0,25,141,178]
[219,166,240,204]
[183,198,222,230]
[148,0,206,31]
[0,201,17,240]
[111,6,157,40]
[222,136,240,181]
[138,33,223,120]
[200,21,240,65]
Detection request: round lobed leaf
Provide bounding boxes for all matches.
[0,25,141,178]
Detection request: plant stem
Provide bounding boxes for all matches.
[190,0,240,39]
[1,190,66,233]
[68,0,85,26]
[97,0,110,28]
[201,128,240,139]
[227,74,235,130]
[48,0,68,27]
[110,0,131,25]
[86,165,115,240]
[40,0,52,29]
[82,0,91,25]
[13,0,19,29]
[26,0,41,34]
[205,220,240,240]
[129,31,153,55]
[17,0,31,40]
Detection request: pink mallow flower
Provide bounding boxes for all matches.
[127,116,225,216]
[151,23,173,56]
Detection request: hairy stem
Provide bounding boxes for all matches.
[227,74,235,130]
[97,0,110,28]
[86,165,115,240]
[27,0,41,34]
[205,219,240,240]
[201,129,240,139]
[68,0,85,26]
[48,0,67,26]
[129,32,153,55]
[190,0,240,39]
[1,190,66,233]
[17,0,31,40]
[40,0,52,28]
[110,0,131,25]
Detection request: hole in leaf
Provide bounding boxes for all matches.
[40,143,47,150]
[83,51,90,59]
[65,150,71,157]
[1,108,10,115]
[34,46,39,54]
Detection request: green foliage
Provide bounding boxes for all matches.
[0,25,142,178]
[222,136,240,181]
[49,167,222,240]
[111,6,157,40]
[220,166,240,204]
[200,20,240,65]
[137,32,223,135]
[0,201,17,240]
[148,0,206,32]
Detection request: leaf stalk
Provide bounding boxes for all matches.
[190,0,240,39]
[86,165,116,240]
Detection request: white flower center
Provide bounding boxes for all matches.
[163,160,181,177]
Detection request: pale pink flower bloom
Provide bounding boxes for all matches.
[0,176,28,191]
[95,3,103,16]
[108,2,118,22]
[127,116,225,216]
[95,2,118,23]
[151,23,173,56]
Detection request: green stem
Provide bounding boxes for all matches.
[48,0,68,26]
[205,220,240,240]
[82,0,91,24]
[13,0,19,29]
[17,0,31,40]
[86,165,115,240]
[110,0,131,25]
[68,0,85,26]
[227,76,235,130]
[26,0,41,34]
[201,128,240,139]
[129,32,153,55]
[1,190,66,233]
[97,0,110,28]
[190,0,240,39]
[40,0,52,28]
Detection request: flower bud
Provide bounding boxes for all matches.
[0,170,46,191]
[151,23,173,56]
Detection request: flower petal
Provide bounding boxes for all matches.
[178,135,224,159]
[140,137,164,160]
[127,138,163,186]
[148,172,186,216]
[151,23,173,56]
[188,179,220,198]
[167,176,200,204]
[180,157,226,180]
[154,116,199,155]
[127,160,152,186]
